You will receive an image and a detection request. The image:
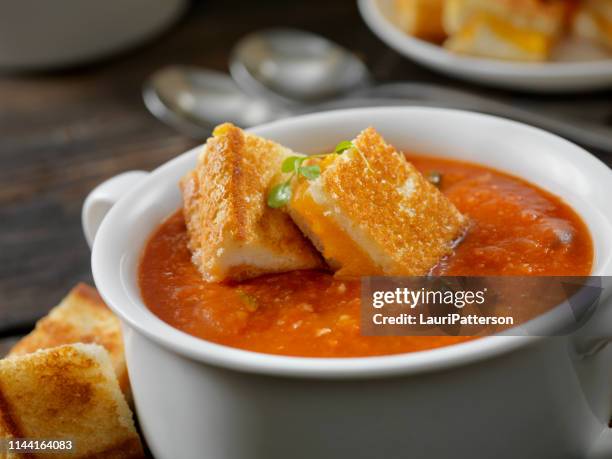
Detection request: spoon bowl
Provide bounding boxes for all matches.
[143,66,287,137]
[230,28,371,104]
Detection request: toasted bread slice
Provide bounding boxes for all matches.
[443,0,570,61]
[394,0,446,42]
[286,128,467,277]
[180,123,323,282]
[9,284,130,404]
[0,344,143,459]
[573,0,612,49]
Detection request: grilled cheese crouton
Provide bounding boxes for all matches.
[573,0,612,49]
[443,0,571,61]
[0,344,144,458]
[395,0,447,42]
[181,123,323,282]
[8,284,130,404]
[286,128,467,277]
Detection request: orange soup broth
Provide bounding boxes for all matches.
[139,154,593,357]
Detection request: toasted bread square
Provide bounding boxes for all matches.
[0,344,143,458]
[443,0,570,61]
[573,0,612,50]
[9,284,130,404]
[181,123,323,282]
[287,128,468,277]
[394,0,446,41]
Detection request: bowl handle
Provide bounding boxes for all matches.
[82,171,149,248]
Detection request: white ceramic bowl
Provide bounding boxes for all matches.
[84,107,612,459]
[358,0,612,92]
[0,0,187,71]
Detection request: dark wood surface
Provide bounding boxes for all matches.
[1,0,611,339]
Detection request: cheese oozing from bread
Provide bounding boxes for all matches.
[181,123,323,282]
[443,0,570,61]
[286,127,468,278]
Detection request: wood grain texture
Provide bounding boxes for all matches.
[0,0,610,333]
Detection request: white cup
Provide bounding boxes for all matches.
[83,107,612,459]
[0,0,186,71]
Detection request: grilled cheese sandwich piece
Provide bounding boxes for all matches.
[0,344,144,459]
[181,123,323,282]
[443,0,570,61]
[573,0,612,49]
[9,284,130,404]
[394,0,447,42]
[286,128,467,277]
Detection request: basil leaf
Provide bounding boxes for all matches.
[335,140,354,154]
[281,156,304,173]
[267,181,292,208]
[298,165,321,180]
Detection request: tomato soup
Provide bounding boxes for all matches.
[139,155,593,357]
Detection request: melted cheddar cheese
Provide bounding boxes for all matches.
[290,180,381,277]
[459,12,552,55]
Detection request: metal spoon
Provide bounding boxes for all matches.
[230,28,612,152]
[143,66,290,138]
[141,65,474,138]
[229,28,372,105]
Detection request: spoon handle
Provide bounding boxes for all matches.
[357,82,612,153]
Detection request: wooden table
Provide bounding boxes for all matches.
[1,0,611,342]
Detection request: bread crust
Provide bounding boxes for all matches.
[0,344,144,459]
[181,123,323,282]
[394,0,447,42]
[289,128,468,277]
[9,284,130,405]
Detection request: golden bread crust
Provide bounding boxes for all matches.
[292,127,467,277]
[394,0,447,41]
[0,344,143,459]
[181,123,322,282]
[8,284,130,404]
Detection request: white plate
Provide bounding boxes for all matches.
[358,0,612,92]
